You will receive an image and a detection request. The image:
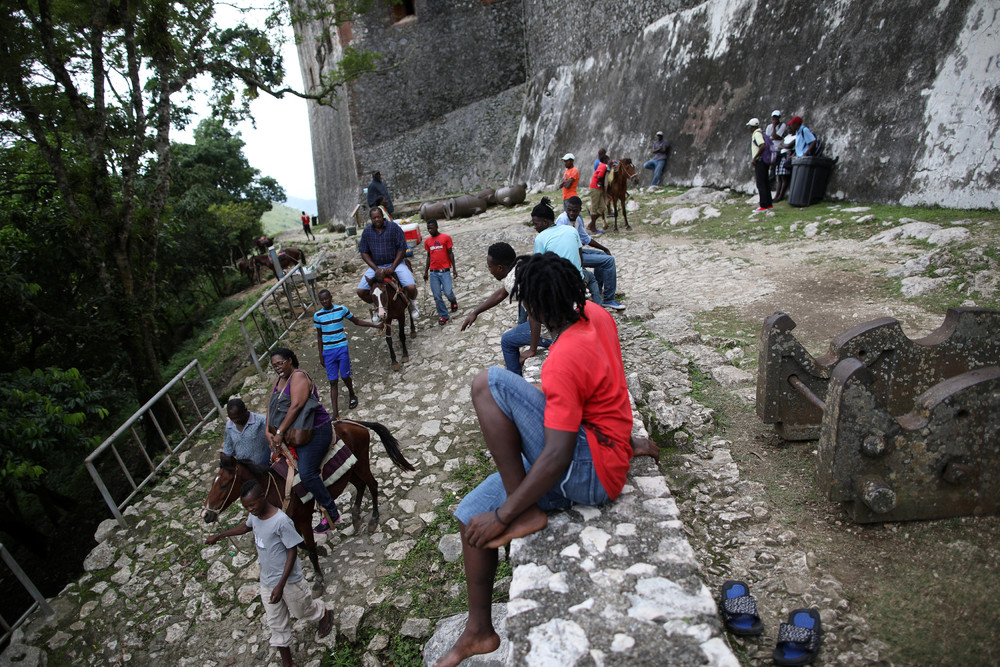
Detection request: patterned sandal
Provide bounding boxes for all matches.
[773,608,822,665]
[719,580,764,636]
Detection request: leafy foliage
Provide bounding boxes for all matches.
[0,367,107,494]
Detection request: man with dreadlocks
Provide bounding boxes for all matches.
[433,252,658,667]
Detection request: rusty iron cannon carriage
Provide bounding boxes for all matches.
[756,308,1000,523]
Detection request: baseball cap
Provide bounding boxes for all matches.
[746,118,760,127]
[771,109,781,117]
[656,131,664,136]
[561,153,575,161]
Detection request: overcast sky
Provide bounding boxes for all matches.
[175,6,318,210]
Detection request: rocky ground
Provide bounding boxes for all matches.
[3,188,998,666]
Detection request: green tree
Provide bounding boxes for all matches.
[170,118,285,222]
[0,0,378,404]
[160,119,285,305]
[0,367,108,551]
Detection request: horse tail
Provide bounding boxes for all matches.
[357,419,416,471]
[299,248,308,265]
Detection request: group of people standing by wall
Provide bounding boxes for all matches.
[747,111,820,211]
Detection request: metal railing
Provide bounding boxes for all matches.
[1,543,54,645]
[84,359,222,527]
[239,263,317,375]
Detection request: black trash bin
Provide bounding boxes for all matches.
[788,156,835,207]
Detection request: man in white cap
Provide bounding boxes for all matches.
[765,110,787,182]
[747,118,772,212]
[642,131,670,186]
[559,153,579,210]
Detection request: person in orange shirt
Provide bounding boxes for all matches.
[559,153,579,210]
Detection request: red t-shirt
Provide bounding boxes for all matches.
[301,214,310,227]
[424,233,454,271]
[541,301,632,499]
[562,166,579,200]
[589,163,608,189]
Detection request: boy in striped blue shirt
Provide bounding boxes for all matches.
[314,288,378,419]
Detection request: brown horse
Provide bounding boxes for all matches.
[254,235,275,254]
[369,274,416,371]
[236,257,258,284]
[252,247,307,280]
[202,418,415,590]
[607,158,639,231]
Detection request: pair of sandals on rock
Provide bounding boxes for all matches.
[720,580,822,666]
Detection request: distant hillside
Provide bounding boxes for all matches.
[285,195,317,215]
[261,203,305,235]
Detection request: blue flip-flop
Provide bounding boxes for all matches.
[719,580,764,635]
[773,608,822,665]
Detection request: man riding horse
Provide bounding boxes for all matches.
[357,207,419,323]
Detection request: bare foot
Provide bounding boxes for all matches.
[485,505,548,549]
[433,628,501,667]
[630,435,660,462]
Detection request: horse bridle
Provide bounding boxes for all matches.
[203,463,276,514]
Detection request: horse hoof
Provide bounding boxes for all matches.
[312,581,323,593]
[368,519,379,533]
[391,362,401,371]
[316,545,328,557]
[625,225,632,231]
[401,356,409,363]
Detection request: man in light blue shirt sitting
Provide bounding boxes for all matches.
[556,196,626,311]
[531,196,605,306]
[223,397,271,467]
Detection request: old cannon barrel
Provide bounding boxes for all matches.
[420,200,449,221]
[448,194,488,218]
[475,188,497,205]
[495,183,527,207]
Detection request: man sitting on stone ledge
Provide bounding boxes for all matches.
[434,252,657,667]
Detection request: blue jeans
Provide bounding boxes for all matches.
[583,269,603,306]
[295,422,338,515]
[501,321,552,375]
[581,249,616,302]
[357,262,416,290]
[428,270,457,318]
[643,158,666,186]
[454,367,610,524]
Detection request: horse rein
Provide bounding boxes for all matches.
[203,462,277,514]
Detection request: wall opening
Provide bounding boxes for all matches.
[391,0,416,24]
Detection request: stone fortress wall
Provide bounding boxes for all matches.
[294,0,529,224]
[296,0,999,223]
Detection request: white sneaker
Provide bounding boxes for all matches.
[409,303,419,319]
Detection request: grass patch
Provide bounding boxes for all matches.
[623,185,999,249]
[161,286,270,389]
